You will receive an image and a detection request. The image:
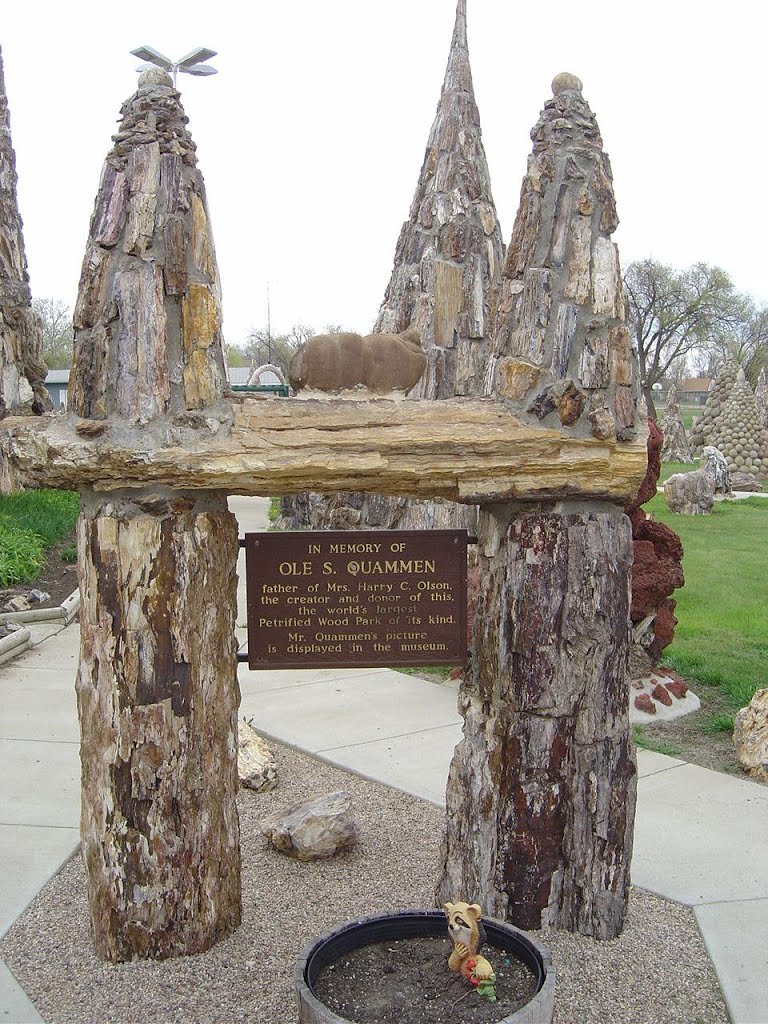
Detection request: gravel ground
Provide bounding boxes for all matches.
[1,741,729,1024]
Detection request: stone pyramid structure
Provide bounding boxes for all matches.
[660,383,693,462]
[688,360,738,451]
[292,0,505,531]
[705,368,768,481]
[69,68,230,427]
[480,72,640,442]
[374,0,504,400]
[68,68,241,962]
[0,45,51,418]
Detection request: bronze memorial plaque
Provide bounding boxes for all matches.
[244,530,468,669]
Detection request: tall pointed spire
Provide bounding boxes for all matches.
[0,45,51,418]
[374,0,504,400]
[485,73,641,447]
[70,68,229,427]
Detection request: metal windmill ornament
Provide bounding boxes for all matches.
[131,46,218,87]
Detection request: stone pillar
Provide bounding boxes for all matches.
[437,73,643,939]
[70,69,240,960]
[0,45,52,422]
[437,502,635,939]
[77,490,241,961]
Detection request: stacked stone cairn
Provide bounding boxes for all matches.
[660,383,693,462]
[688,360,738,451]
[755,366,768,428]
[704,369,768,487]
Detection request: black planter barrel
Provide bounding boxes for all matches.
[294,909,555,1024]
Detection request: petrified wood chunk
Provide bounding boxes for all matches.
[76,492,241,961]
[733,688,768,781]
[261,790,358,861]
[437,503,636,940]
[238,719,278,792]
[288,330,427,394]
[663,470,715,515]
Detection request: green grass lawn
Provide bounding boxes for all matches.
[0,490,79,586]
[645,492,768,716]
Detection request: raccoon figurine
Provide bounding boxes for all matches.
[443,901,495,982]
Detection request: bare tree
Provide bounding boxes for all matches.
[705,302,768,383]
[624,260,743,419]
[31,297,74,369]
[243,323,348,378]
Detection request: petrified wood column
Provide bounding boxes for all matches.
[437,73,641,939]
[77,490,241,961]
[70,68,240,960]
[0,45,51,425]
[437,503,635,938]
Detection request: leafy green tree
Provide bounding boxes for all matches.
[624,260,745,419]
[32,297,74,370]
[224,343,249,368]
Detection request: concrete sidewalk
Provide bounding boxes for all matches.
[1,495,766,1023]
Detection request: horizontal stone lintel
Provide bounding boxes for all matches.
[1,397,648,505]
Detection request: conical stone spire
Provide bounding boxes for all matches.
[70,68,229,428]
[374,0,504,400]
[706,367,768,480]
[294,0,505,533]
[689,360,738,452]
[660,383,693,462]
[484,73,641,445]
[0,46,51,418]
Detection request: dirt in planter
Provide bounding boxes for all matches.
[313,935,538,1023]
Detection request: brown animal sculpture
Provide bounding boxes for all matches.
[444,901,495,982]
[288,329,426,394]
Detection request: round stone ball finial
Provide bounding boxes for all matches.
[552,72,583,96]
[138,68,174,89]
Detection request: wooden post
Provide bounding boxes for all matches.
[437,503,635,938]
[436,73,641,939]
[77,490,241,960]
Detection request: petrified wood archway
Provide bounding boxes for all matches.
[1,67,647,959]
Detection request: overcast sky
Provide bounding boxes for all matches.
[2,0,766,344]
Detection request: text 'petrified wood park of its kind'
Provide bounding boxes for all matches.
[245,531,468,669]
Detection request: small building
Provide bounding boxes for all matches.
[44,369,70,410]
[676,377,712,405]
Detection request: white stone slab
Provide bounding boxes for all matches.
[630,673,701,722]
[0,739,80,829]
[0,958,44,1022]
[239,670,460,751]
[634,762,768,904]
[313,722,462,807]
[0,825,79,938]
[695,899,768,1024]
